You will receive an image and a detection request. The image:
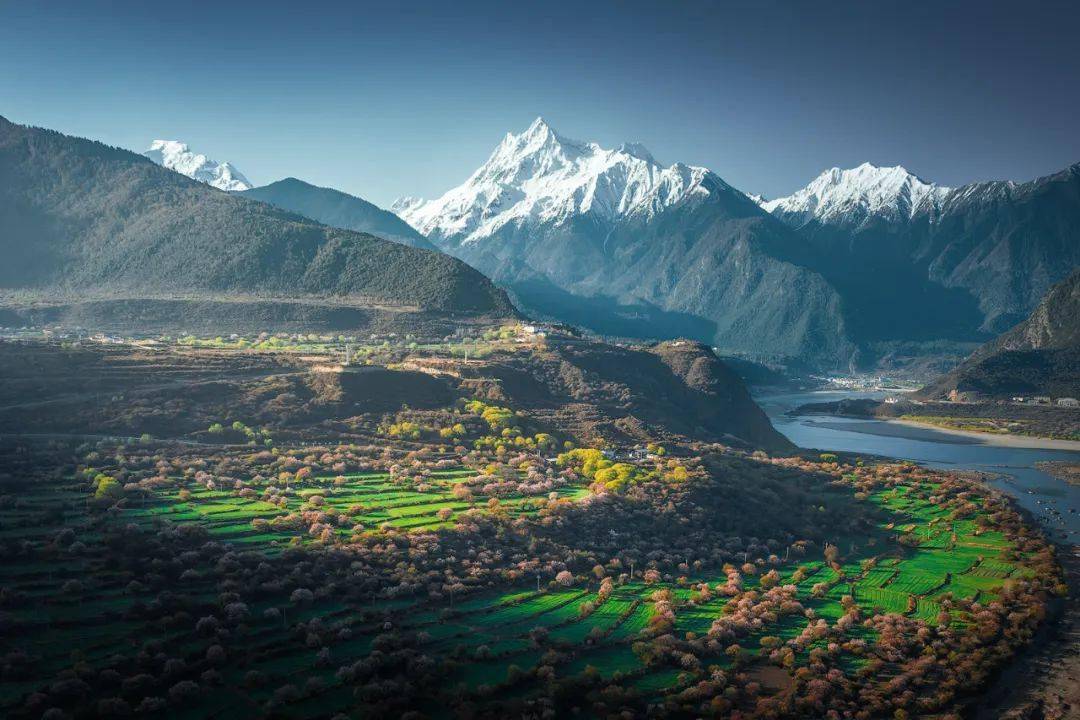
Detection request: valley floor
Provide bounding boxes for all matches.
[0,331,1068,718]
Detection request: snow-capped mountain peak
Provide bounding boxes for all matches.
[395,117,723,244]
[143,139,252,191]
[390,196,424,217]
[763,162,950,227]
[616,142,656,164]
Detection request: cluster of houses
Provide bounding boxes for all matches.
[1012,395,1079,408]
[518,324,550,340]
[538,444,658,467]
[603,445,657,462]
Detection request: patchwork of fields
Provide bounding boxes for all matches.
[0,469,1041,717]
[120,470,590,548]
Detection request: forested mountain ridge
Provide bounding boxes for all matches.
[0,116,514,315]
[241,178,438,251]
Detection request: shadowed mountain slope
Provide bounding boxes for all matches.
[918,269,1080,399]
[241,177,438,251]
[766,162,1080,340]
[0,116,513,316]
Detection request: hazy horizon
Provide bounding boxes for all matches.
[3,0,1079,208]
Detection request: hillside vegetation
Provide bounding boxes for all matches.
[0,117,513,316]
[0,383,1059,718]
[458,338,792,452]
[240,178,437,251]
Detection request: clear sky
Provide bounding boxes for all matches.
[2,0,1078,207]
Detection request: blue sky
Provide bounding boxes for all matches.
[2,0,1078,207]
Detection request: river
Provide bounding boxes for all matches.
[756,390,1080,542]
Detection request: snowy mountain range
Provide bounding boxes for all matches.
[393,118,1079,368]
[759,160,1080,337]
[396,118,854,368]
[760,162,951,228]
[143,140,252,191]
[394,117,723,245]
[128,120,1077,371]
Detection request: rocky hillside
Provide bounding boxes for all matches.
[241,178,437,250]
[463,337,792,452]
[918,269,1080,399]
[971,268,1080,356]
[0,117,514,316]
[0,334,791,453]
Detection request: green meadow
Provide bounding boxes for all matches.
[119,469,590,547]
[0,469,1042,716]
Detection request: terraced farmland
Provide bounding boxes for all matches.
[0,456,1058,719]
[119,469,589,548]
[862,484,1023,613]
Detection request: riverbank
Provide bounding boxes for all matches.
[786,394,1080,450]
[763,389,1080,715]
[890,417,1080,451]
[758,388,1080,540]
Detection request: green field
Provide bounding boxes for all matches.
[117,469,589,548]
[0,465,1048,717]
